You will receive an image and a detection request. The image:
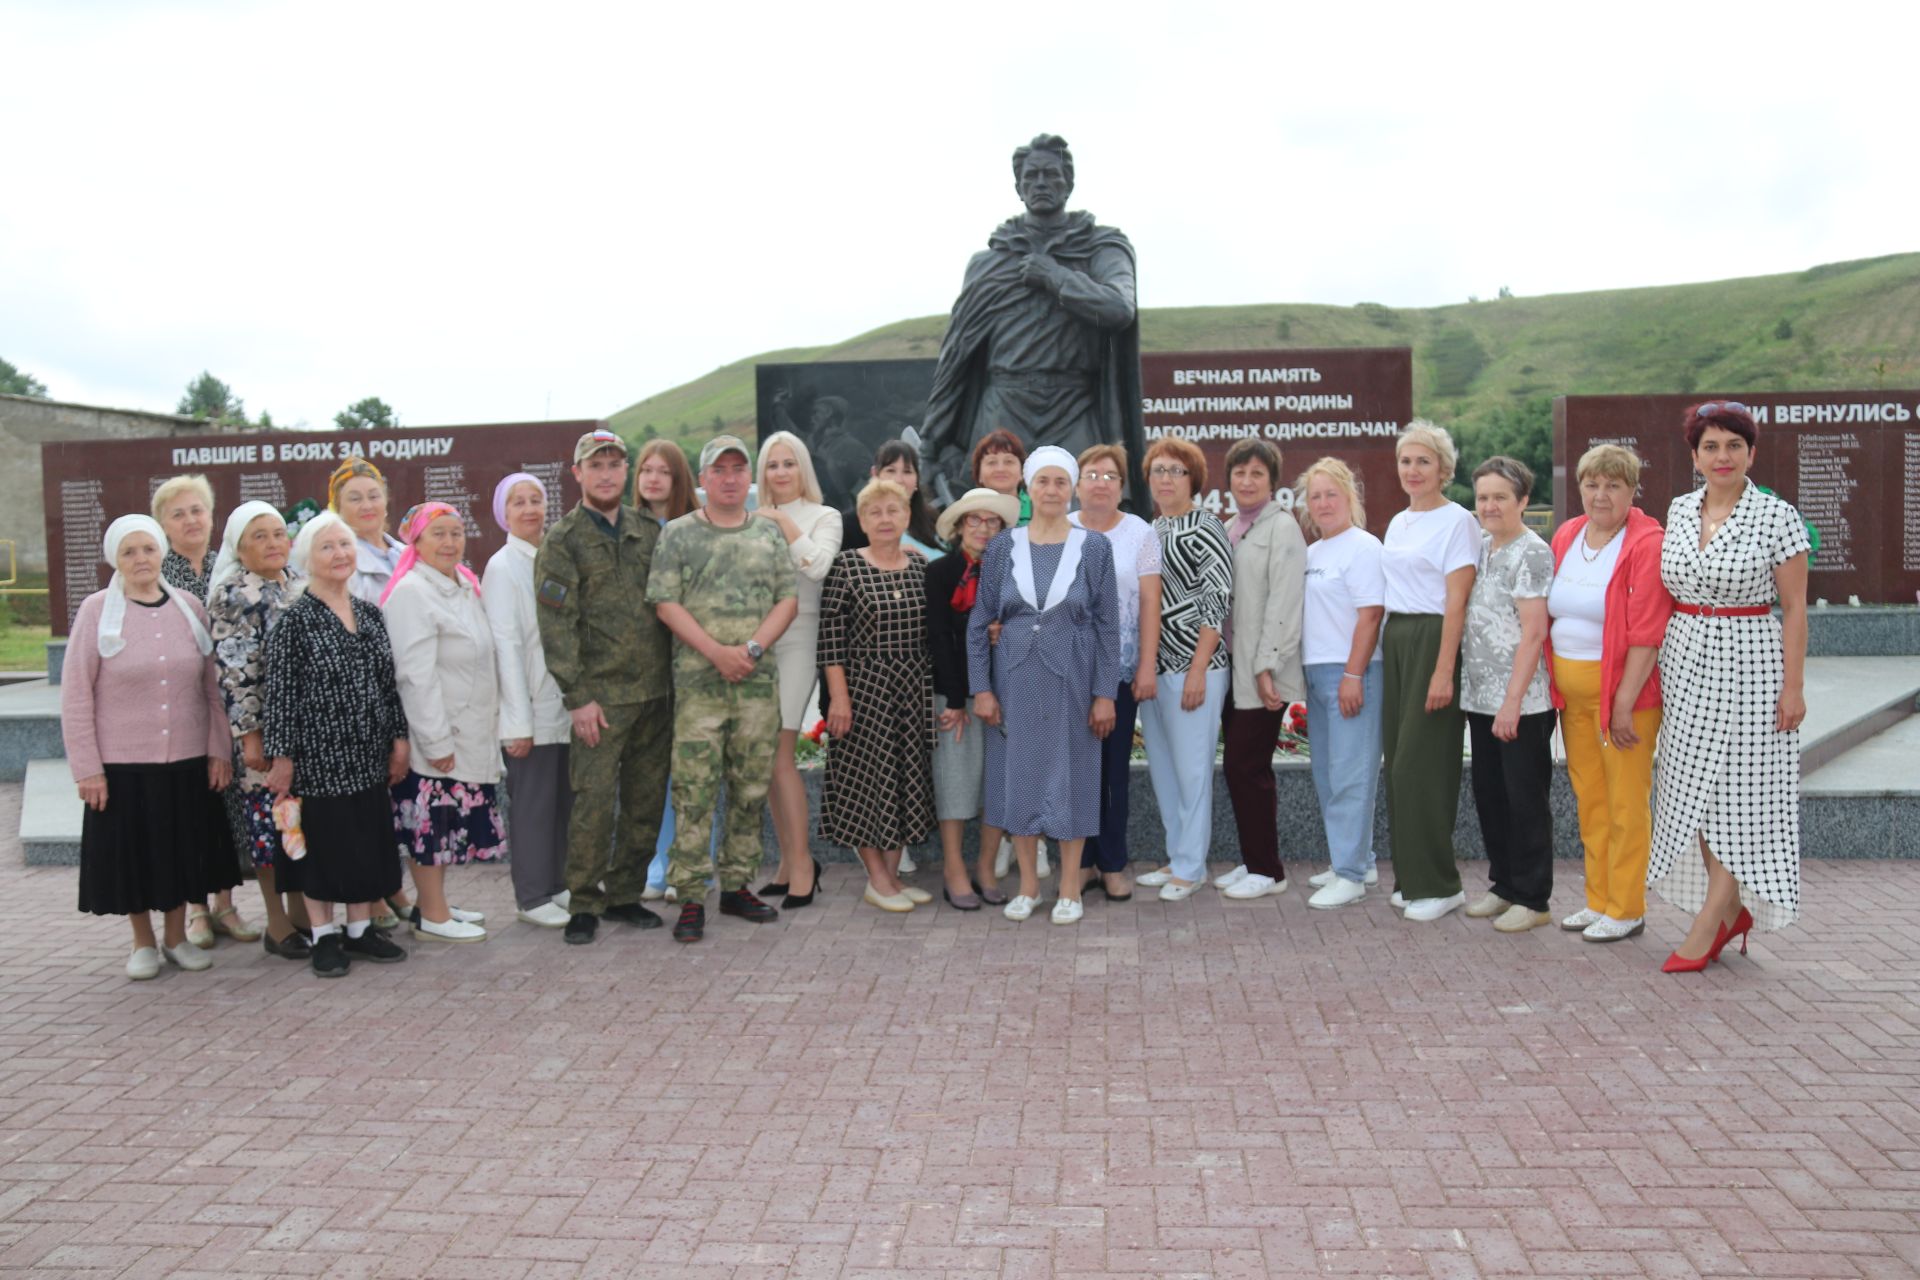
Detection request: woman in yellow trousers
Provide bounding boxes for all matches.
[1546,445,1673,942]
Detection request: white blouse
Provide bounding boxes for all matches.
[482,536,570,747]
[384,564,502,784]
[773,498,843,619]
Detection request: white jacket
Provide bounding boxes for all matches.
[384,563,502,784]
[348,533,405,606]
[482,537,569,746]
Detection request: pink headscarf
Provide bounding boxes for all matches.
[492,471,546,533]
[378,501,481,606]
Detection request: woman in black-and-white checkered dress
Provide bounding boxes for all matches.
[1648,401,1809,973]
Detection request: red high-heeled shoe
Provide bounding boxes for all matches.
[1662,916,1733,973]
[1706,908,1753,961]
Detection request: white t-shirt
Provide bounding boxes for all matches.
[1547,528,1623,661]
[1303,527,1386,666]
[1069,510,1161,672]
[1382,504,1480,615]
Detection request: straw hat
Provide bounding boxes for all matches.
[935,487,1021,543]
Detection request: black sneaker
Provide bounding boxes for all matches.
[564,913,599,945]
[310,932,349,978]
[603,901,663,929]
[719,888,779,923]
[672,903,705,943]
[343,927,406,964]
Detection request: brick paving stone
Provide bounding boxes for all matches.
[0,777,1915,1278]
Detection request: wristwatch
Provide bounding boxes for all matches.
[745,640,764,662]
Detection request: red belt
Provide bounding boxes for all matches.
[1673,602,1771,617]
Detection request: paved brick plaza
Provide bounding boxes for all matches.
[0,783,1915,1280]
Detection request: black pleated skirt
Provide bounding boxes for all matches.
[78,758,242,916]
[299,785,404,905]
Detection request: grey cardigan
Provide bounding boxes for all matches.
[1228,500,1307,706]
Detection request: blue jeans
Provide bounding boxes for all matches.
[647,776,720,889]
[1305,662,1383,883]
[1137,667,1229,882]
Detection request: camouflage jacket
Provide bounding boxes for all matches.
[645,511,796,685]
[533,504,671,708]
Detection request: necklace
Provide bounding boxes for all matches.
[1580,523,1623,562]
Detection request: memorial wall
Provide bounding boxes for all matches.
[42,420,599,634]
[1555,392,1920,604]
[1140,348,1412,533]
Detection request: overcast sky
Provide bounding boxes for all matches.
[4,1,1914,429]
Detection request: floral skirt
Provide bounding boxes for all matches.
[391,771,506,867]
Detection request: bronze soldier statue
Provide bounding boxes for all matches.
[921,134,1144,508]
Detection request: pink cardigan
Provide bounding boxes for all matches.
[1546,507,1673,714]
[60,589,230,781]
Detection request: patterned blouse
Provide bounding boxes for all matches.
[208,570,302,737]
[161,548,217,603]
[1152,509,1233,674]
[262,592,409,797]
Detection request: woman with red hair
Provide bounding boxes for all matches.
[1649,402,1808,972]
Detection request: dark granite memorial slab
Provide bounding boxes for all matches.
[42,420,598,635]
[1141,348,1414,532]
[754,360,937,516]
[1554,392,1920,604]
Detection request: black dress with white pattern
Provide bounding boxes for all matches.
[818,548,936,849]
[1649,481,1810,931]
[262,593,409,798]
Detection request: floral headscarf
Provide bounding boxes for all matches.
[326,456,385,513]
[378,501,481,606]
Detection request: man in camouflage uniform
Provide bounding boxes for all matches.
[534,429,674,946]
[647,435,798,942]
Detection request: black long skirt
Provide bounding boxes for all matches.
[299,785,404,905]
[78,758,242,916]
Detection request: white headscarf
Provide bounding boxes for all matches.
[287,510,351,594]
[97,515,213,659]
[207,501,286,596]
[1023,444,1079,489]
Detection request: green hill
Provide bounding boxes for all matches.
[610,253,1920,482]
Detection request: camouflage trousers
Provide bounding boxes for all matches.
[667,675,780,900]
[564,696,671,916]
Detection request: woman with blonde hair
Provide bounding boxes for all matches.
[153,473,257,946]
[1380,421,1478,922]
[1296,458,1387,908]
[753,430,842,907]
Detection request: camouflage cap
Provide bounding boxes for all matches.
[699,434,753,471]
[573,428,629,464]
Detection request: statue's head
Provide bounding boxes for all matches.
[1012,134,1073,216]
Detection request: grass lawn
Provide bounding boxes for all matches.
[0,626,51,674]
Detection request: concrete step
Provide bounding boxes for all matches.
[0,679,65,782]
[1797,655,1920,774]
[1803,715,1920,796]
[21,758,80,866]
[1800,716,1920,859]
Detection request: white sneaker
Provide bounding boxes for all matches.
[1389,891,1407,909]
[126,946,160,980]
[1158,879,1202,902]
[1003,895,1036,922]
[664,886,678,903]
[1213,864,1250,890]
[162,942,212,972]
[1134,866,1174,887]
[897,849,918,875]
[1035,840,1050,879]
[447,905,486,924]
[1307,878,1366,909]
[1402,893,1466,922]
[1559,907,1602,932]
[994,836,1014,879]
[1582,915,1645,943]
[1050,897,1083,925]
[1493,905,1553,933]
[1312,865,1381,887]
[517,901,572,928]
[1223,874,1288,900]
[1464,892,1511,919]
[414,916,487,942]
[641,885,666,901]
[553,890,570,911]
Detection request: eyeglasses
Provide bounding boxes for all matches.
[1083,471,1121,484]
[960,513,1003,530]
[1696,401,1751,418]
[1148,465,1189,479]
